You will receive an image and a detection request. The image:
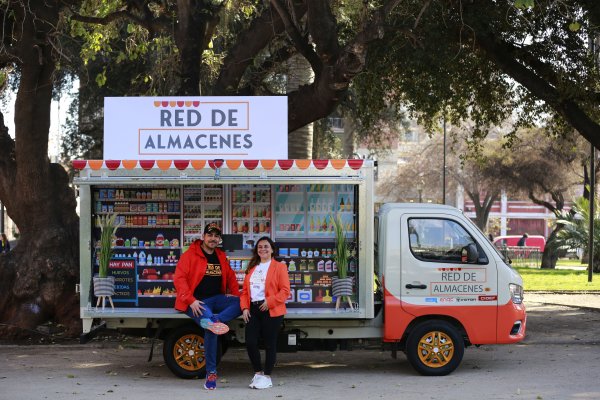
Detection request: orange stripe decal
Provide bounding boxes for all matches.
[122,160,138,170]
[156,160,172,170]
[88,160,103,170]
[260,160,276,170]
[330,159,346,170]
[191,160,206,169]
[295,159,311,169]
[226,160,241,170]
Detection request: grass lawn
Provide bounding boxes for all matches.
[556,259,588,268]
[515,266,600,291]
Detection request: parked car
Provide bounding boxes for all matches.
[493,235,546,252]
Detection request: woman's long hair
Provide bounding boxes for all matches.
[246,236,277,273]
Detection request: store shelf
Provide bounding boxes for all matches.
[137,263,178,267]
[96,212,180,215]
[107,246,181,250]
[111,225,181,229]
[99,198,180,202]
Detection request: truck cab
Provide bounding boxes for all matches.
[377,203,526,375]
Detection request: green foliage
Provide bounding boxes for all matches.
[312,118,344,158]
[353,1,600,151]
[568,22,581,32]
[514,0,534,10]
[0,70,6,90]
[550,196,600,272]
[332,215,349,279]
[95,68,107,87]
[55,0,600,163]
[96,213,121,278]
[515,267,599,291]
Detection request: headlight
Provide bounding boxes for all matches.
[509,283,524,304]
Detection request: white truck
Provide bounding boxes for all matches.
[74,158,526,377]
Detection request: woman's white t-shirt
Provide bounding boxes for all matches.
[250,260,271,302]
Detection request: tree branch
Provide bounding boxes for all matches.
[68,3,169,36]
[305,0,338,71]
[475,32,600,149]
[528,189,558,214]
[215,2,307,94]
[271,0,322,76]
[288,0,406,131]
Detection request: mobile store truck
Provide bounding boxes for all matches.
[74,158,526,377]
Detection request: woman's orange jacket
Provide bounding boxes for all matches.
[240,259,290,317]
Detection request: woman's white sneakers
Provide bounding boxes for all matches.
[249,374,273,389]
[249,374,261,388]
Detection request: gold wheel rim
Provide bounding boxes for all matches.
[173,333,206,372]
[417,330,455,368]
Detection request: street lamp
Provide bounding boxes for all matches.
[442,115,447,205]
[416,181,423,203]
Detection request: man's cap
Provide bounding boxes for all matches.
[204,223,222,236]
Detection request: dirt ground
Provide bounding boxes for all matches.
[1,297,599,400]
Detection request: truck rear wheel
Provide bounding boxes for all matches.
[163,324,222,379]
[405,320,464,376]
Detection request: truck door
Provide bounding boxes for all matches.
[401,215,499,343]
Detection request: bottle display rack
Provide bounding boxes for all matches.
[183,185,223,246]
[274,184,356,240]
[231,184,272,248]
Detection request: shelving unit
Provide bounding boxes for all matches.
[231,184,272,248]
[274,184,356,240]
[277,241,351,309]
[274,184,305,238]
[182,185,223,246]
[92,186,182,308]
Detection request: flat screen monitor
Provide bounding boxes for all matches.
[220,234,244,251]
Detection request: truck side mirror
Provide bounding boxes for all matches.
[409,233,419,246]
[462,243,479,263]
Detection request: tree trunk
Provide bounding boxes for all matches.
[287,54,314,158]
[529,191,569,270]
[540,227,559,269]
[0,2,80,338]
[469,190,500,231]
[342,116,355,158]
[174,1,222,95]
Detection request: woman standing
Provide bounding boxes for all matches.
[240,236,290,389]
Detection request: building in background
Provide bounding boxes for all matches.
[460,192,570,238]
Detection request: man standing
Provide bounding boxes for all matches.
[174,223,241,390]
[517,233,528,247]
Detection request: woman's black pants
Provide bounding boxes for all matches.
[245,303,284,375]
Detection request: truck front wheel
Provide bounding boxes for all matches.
[405,320,464,376]
[163,324,222,379]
